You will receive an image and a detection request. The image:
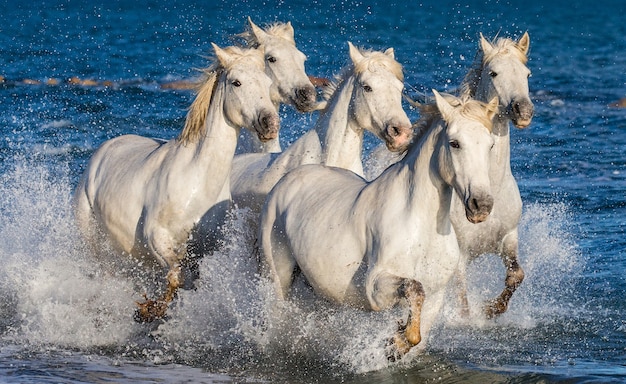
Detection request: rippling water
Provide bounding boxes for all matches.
[0,0,624,382]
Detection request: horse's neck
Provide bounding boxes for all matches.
[369,122,452,233]
[488,114,514,185]
[315,76,364,175]
[177,84,239,197]
[239,129,282,153]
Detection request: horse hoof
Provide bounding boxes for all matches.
[134,297,169,323]
[484,299,507,319]
[385,332,413,362]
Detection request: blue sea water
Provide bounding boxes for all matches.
[0,0,624,382]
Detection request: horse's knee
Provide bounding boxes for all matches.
[399,280,425,305]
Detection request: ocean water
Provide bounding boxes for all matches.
[0,0,624,383]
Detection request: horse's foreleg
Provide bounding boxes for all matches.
[135,263,182,323]
[485,231,525,318]
[387,279,425,361]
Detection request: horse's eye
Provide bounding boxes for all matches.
[489,70,498,78]
[232,80,242,87]
[267,56,277,63]
[363,84,373,92]
[449,140,460,149]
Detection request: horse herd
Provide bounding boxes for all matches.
[72,18,534,360]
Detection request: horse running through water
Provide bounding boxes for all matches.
[453,32,533,318]
[230,42,413,218]
[73,44,279,322]
[259,91,499,360]
[236,17,322,154]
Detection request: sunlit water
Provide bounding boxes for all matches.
[0,0,624,383]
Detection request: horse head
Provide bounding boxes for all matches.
[246,18,320,113]
[472,32,534,129]
[213,43,280,142]
[433,90,498,223]
[347,42,413,152]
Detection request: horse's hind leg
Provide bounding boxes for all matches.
[259,222,297,300]
[485,231,525,318]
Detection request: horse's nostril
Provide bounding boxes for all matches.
[389,126,401,137]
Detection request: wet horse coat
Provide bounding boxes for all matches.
[230,42,413,216]
[259,91,498,359]
[73,45,279,322]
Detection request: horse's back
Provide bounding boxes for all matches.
[231,129,322,210]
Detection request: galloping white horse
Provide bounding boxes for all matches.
[453,32,533,318]
[230,42,413,216]
[73,44,279,322]
[259,91,498,359]
[236,17,322,154]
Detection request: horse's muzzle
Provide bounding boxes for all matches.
[509,99,534,128]
[465,193,494,224]
[292,85,319,113]
[256,110,280,142]
[383,121,413,152]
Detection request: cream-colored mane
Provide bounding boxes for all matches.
[459,33,529,99]
[412,93,495,143]
[236,21,296,48]
[321,47,404,101]
[178,46,265,145]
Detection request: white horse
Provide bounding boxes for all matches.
[73,44,279,322]
[236,17,322,154]
[259,91,499,359]
[452,32,533,318]
[230,42,413,217]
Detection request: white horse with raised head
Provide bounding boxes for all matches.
[453,32,533,318]
[259,91,499,359]
[236,17,322,154]
[73,44,279,322]
[230,42,413,217]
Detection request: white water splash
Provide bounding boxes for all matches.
[0,158,584,378]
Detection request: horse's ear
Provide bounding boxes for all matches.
[248,17,269,43]
[433,89,455,122]
[485,96,500,121]
[479,33,493,54]
[384,47,395,59]
[517,31,530,55]
[212,43,232,68]
[348,41,364,64]
[285,21,295,40]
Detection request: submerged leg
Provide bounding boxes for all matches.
[485,232,525,318]
[134,263,182,323]
[455,259,470,318]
